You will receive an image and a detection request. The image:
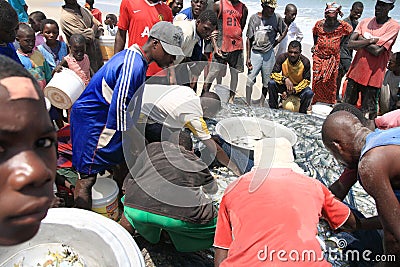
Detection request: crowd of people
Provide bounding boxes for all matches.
[0,0,400,266]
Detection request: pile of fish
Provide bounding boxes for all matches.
[202,101,377,267]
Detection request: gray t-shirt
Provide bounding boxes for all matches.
[246,12,286,53]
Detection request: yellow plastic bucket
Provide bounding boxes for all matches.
[99,36,115,61]
[92,177,119,221]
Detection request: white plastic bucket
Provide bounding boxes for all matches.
[92,177,119,221]
[214,84,231,103]
[44,97,51,111]
[44,68,85,109]
[99,36,115,61]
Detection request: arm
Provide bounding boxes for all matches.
[202,138,242,176]
[52,58,69,75]
[246,37,253,70]
[359,149,400,246]
[329,167,358,201]
[214,248,229,267]
[114,29,127,54]
[240,5,248,31]
[274,19,288,48]
[347,32,379,54]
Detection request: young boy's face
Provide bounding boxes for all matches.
[17,30,35,54]
[0,77,57,245]
[0,20,18,44]
[70,41,86,61]
[29,17,42,33]
[42,23,59,45]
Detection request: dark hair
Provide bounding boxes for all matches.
[69,34,86,46]
[0,0,18,30]
[394,52,400,66]
[169,130,193,151]
[352,1,364,9]
[29,11,47,22]
[0,55,42,95]
[106,13,118,22]
[285,3,297,12]
[197,10,218,26]
[17,23,35,36]
[40,19,59,32]
[330,103,369,126]
[288,40,302,51]
[86,0,94,6]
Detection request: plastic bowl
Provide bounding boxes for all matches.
[215,117,297,151]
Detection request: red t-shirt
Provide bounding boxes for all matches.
[220,0,244,52]
[91,8,102,23]
[118,0,173,77]
[214,169,350,267]
[347,17,400,88]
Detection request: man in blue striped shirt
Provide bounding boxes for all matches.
[70,22,184,210]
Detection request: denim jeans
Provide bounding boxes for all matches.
[246,49,275,88]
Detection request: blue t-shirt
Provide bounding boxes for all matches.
[37,41,68,70]
[0,43,22,64]
[176,7,194,20]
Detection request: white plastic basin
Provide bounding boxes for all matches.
[215,117,297,150]
[0,208,145,267]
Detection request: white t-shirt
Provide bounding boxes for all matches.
[173,20,201,65]
[141,85,211,140]
[276,21,303,56]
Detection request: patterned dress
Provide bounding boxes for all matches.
[312,19,352,104]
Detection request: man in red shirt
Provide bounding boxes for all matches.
[344,0,399,119]
[202,0,248,103]
[214,138,362,267]
[115,0,173,84]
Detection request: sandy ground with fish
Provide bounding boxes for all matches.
[25,1,373,266]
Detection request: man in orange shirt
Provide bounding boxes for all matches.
[344,0,400,119]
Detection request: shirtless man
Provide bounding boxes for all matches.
[322,111,400,262]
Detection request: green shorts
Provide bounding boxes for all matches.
[122,197,217,252]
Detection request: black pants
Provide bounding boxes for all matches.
[343,78,379,119]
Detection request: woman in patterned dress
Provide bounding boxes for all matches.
[312,2,352,104]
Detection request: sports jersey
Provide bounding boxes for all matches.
[118,0,172,77]
[218,0,245,52]
[71,45,148,174]
[270,53,311,93]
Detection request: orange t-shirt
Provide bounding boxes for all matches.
[347,17,400,88]
[118,0,173,77]
[214,168,350,267]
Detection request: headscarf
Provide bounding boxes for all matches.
[325,2,343,17]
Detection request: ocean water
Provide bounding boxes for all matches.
[92,0,400,51]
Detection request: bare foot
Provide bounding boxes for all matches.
[74,176,96,210]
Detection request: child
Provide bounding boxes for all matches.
[37,19,68,70]
[55,34,91,86]
[29,11,47,47]
[16,24,52,89]
[104,14,118,36]
[0,54,57,246]
[0,0,22,64]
